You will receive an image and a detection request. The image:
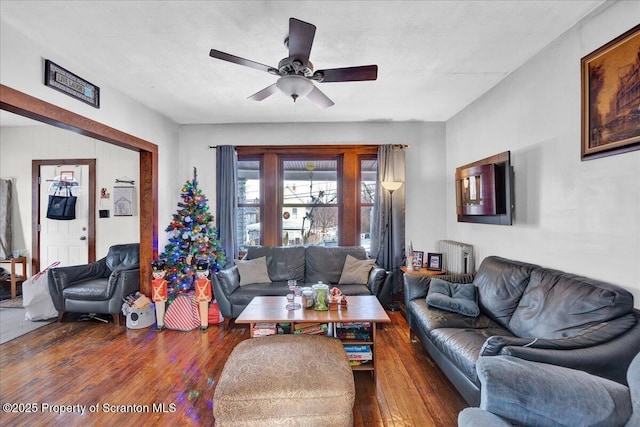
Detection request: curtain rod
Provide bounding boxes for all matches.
[208,144,410,149]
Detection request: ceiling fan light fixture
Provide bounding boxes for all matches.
[276,75,313,101]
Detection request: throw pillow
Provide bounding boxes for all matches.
[427,278,480,317]
[338,255,376,285]
[236,257,271,286]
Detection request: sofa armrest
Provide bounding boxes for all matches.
[475,355,631,427]
[481,312,640,385]
[107,268,140,300]
[368,266,387,298]
[212,266,240,319]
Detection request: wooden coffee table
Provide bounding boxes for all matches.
[236,295,391,379]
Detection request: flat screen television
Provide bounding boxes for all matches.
[455,151,513,225]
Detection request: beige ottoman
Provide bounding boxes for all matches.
[213,334,355,426]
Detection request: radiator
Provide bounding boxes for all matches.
[436,240,475,274]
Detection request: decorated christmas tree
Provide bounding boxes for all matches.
[159,167,225,299]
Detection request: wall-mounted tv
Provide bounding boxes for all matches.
[455,151,513,225]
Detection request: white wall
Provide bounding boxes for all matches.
[1,125,139,268]
[446,2,640,306]
[0,20,181,258]
[178,121,447,255]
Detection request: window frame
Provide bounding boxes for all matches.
[236,145,378,247]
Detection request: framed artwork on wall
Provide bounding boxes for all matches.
[113,186,135,216]
[581,24,640,160]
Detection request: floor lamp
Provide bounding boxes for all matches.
[381,181,403,311]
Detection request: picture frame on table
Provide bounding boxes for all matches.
[412,251,424,270]
[580,24,640,160]
[427,252,443,271]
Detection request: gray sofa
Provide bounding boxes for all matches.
[404,255,640,406]
[212,245,388,320]
[458,353,640,427]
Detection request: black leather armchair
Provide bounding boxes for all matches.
[48,243,140,325]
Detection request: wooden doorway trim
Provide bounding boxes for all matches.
[1,84,158,295]
[33,159,97,267]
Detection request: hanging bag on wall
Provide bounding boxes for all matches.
[46,183,77,220]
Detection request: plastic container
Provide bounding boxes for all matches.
[312,283,329,311]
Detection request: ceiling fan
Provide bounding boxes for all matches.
[209,17,378,108]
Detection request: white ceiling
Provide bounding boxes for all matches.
[0,1,605,126]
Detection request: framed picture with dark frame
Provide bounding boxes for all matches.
[581,24,640,160]
[427,253,443,271]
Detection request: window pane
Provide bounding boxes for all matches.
[361,159,377,204]
[360,206,373,255]
[237,159,261,252]
[237,160,260,204]
[282,159,338,246]
[238,207,260,250]
[283,206,338,246]
[283,160,337,205]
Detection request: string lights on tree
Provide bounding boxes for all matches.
[159,167,225,300]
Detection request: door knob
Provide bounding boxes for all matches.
[80,236,87,241]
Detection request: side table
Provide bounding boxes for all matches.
[400,266,447,276]
[0,257,27,299]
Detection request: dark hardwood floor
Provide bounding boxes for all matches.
[0,310,467,426]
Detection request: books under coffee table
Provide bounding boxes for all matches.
[235,295,391,379]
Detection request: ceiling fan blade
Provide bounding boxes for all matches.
[209,49,278,74]
[287,18,316,66]
[248,83,279,101]
[314,65,378,83]
[306,86,334,109]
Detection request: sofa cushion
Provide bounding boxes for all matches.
[408,298,496,340]
[338,255,375,285]
[427,278,480,317]
[237,257,271,286]
[430,327,515,385]
[228,282,291,306]
[105,243,140,274]
[246,246,305,282]
[473,256,540,329]
[333,284,371,296]
[63,279,110,300]
[305,246,367,284]
[509,268,635,339]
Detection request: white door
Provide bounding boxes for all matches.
[39,165,89,267]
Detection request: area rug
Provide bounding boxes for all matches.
[0,306,54,344]
[0,296,23,308]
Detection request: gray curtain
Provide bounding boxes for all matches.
[215,146,238,265]
[371,145,406,293]
[0,179,11,260]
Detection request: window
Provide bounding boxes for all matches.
[237,145,378,248]
[237,159,261,252]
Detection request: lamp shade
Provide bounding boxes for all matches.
[381,181,403,192]
[276,75,314,100]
